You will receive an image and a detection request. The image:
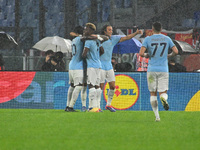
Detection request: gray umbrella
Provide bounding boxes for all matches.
[0,31,18,49]
[173,40,199,54]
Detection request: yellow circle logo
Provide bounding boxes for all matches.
[103,74,139,110]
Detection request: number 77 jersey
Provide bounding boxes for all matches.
[142,34,175,72]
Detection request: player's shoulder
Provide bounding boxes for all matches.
[73,36,81,42]
[143,35,151,42]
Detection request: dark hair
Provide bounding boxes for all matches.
[73,26,84,35]
[45,50,54,56]
[101,24,111,35]
[152,22,162,32]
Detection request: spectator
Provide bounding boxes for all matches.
[132,53,149,71]
[41,50,54,71]
[168,59,186,72]
[111,57,117,71]
[51,51,65,71]
[0,54,5,71]
[41,51,65,72]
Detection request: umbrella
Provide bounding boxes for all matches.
[0,31,18,49]
[113,35,142,54]
[32,36,72,53]
[173,40,199,54]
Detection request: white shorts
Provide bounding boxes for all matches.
[100,69,115,83]
[87,68,101,86]
[69,70,85,86]
[147,72,169,92]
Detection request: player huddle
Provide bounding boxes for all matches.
[65,22,178,122]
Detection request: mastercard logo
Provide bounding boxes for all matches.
[103,74,139,110]
[0,72,36,103]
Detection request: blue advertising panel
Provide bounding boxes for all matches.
[0,72,199,111]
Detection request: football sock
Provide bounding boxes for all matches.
[96,88,102,109]
[66,86,74,107]
[89,88,96,108]
[69,86,82,107]
[150,96,160,119]
[160,93,168,101]
[81,86,87,107]
[107,89,115,106]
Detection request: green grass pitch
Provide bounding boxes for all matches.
[0,109,199,150]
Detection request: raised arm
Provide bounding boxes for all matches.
[81,34,109,42]
[119,29,143,43]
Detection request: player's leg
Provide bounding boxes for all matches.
[158,72,169,110]
[94,68,101,111]
[81,84,87,112]
[68,85,82,112]
[150,91,160,121]
[68,70,85,112]
[147,72,160,121]
[98,82,104,109]
[96,69,104,110]
[65,70,74,111]
[88,84,97,111]
[87,68,98,111]
[105,69,116,112]
[96,85,103,112]
[65,84,74,111]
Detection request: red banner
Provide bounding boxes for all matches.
[175,33,193,45]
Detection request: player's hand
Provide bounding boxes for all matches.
[144,53,149,58]
[97,35,109,42]
[136,29,143,35]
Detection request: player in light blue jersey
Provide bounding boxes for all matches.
[66,25,109,112]
[98,25,143,112]
[65,26,88,112]
[82,23,104,112]
[139,22,178,121]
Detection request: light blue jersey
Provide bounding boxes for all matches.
[100,35,121,70]
[142,34,175,72]
[69,36,84,70]
[84,40,102,69]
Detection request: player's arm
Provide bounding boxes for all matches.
[168,46,179,58]
[70,31,109,42]
[82,47,89,58]
[91,34,109,42]
[81,35,109,42]
[99,46,104,56]
[119,29,143,43]
[70,32,80,37]
[139,46,149,58]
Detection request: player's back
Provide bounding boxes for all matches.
[144,34,175,72]
[84,40,101,69]
[69,36,84,70]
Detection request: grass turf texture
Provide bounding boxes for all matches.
[0,109,199,150]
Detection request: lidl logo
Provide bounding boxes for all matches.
[103,74,139,110]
